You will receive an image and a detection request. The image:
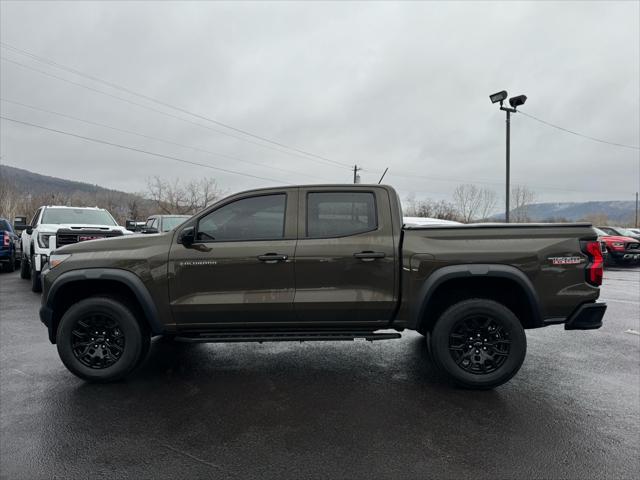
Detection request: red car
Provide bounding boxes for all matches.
[595,228,640,265]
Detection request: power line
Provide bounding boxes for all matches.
[1,42,353,169]
[0,115,288,184]
[519,110,640,151]
[0,56,350,171]
[0,97,334,182]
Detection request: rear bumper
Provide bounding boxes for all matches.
[564,302,606,330]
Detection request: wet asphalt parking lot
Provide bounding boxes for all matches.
[1,267,639,479]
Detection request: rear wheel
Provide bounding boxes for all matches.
[4,252,16,272]
[56,297,147,382]
[429,298,527,389]
[20,253,30,279]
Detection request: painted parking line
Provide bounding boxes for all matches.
[603,298,640,305]
[624,329,640,336]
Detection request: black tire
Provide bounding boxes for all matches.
[134,333,151,369]
[3,252,16,273]
[30,255,42,293]
[429,298,527,390]
[56,297,147,382]
[14,252,21,270]
[20,253,30,279]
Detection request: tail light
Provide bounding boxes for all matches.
[582,240,603,286]
[2,233,9,247]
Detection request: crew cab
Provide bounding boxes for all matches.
[20,206,132,292]
[39,185,606,389]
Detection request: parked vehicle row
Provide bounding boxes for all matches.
[35,184,608,389]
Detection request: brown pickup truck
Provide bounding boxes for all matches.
[39,185,606,388]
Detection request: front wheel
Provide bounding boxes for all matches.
[20,253,30,279]
[56,297,147,382]
[30,255,42,292]
[429,299,527,390]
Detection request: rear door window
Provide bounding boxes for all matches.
[306,192,377,238]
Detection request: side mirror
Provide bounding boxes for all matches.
[141,227,159,234]
[25,226,33,235]
[179,226,195,246]
[125,220,136,231]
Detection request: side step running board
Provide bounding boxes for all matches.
[174,331,401,344]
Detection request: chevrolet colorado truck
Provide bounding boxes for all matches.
[20,206,132,292]
[39,185,606,389]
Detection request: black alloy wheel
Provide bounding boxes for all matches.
[71,314,126,369]
[448,316,511,374]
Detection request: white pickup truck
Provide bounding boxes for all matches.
[20,206,132,292]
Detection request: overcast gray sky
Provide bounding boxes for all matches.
[1,0,639,208]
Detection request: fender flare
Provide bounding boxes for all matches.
[411,264,542,329]
[45,268,164,335]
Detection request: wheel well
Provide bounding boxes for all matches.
[419,277,536,333]
[49,279,150,342]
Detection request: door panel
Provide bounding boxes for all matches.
[169,240,296,326]
[294,189,397,325]
[168,190,298,328]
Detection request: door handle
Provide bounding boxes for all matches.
[353,251,385,262]
[257,253,288,263]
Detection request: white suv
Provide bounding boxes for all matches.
[20,206,132,292]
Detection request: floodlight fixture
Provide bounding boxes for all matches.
[489,90,508,104]
[508,95,527,109]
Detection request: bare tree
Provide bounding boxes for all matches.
[404,194,461,221]
[147,176,223,215]
[510,185,537,222]
[453,184,497,223]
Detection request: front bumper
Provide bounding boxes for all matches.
[564,302,607,330]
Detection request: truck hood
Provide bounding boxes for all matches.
[38,223,131,234]
[56,230,171,253]
[600,235,637,243]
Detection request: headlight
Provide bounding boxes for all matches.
[611,242,624,248]
[38,233,53,248]
[49,253,71,268]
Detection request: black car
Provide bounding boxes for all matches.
[0,218,22,272]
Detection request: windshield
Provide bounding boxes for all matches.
[41,208,117,226]
[617,228,638,237]
[161,216,189,232]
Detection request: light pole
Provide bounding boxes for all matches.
[490,91,527,222]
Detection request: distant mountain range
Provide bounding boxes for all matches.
[0,164,133,198]
[491,201,637,223]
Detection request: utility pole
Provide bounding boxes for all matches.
[353,165,362,184]
[636,192,639,228]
